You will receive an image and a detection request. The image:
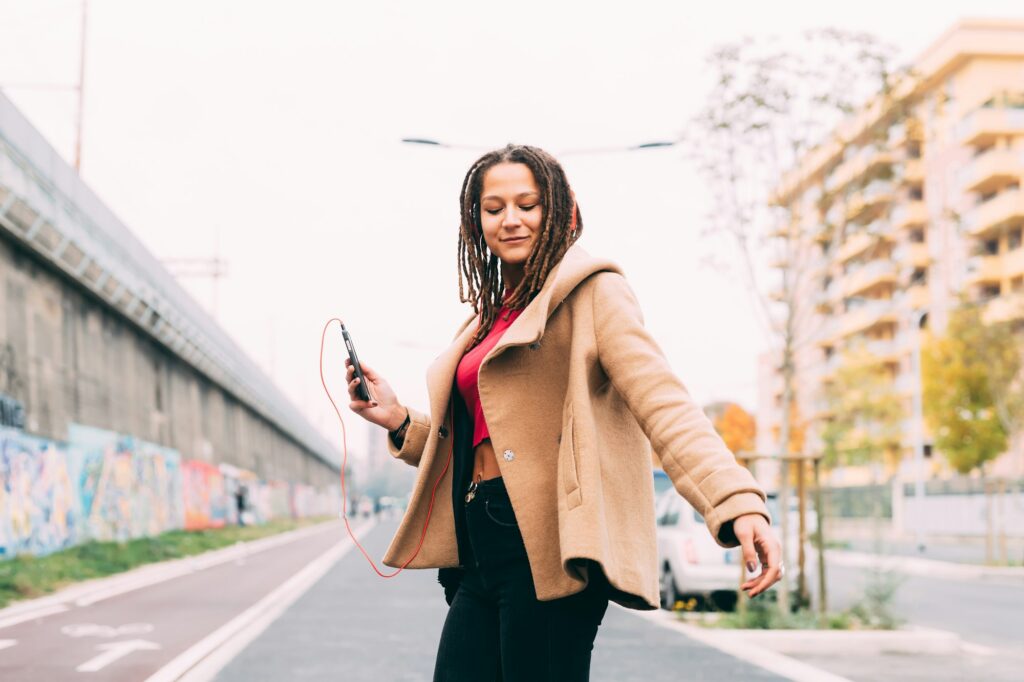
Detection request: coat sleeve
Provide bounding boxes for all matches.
[385,406,432,468]
[591,272,771,547]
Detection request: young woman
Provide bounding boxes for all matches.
[345,144,782,681]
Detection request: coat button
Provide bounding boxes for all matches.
[439,425,449,439]
[503,449,515,462]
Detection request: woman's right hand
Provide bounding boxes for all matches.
[345,358,406,431]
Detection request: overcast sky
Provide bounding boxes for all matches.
[1,0,1021,459]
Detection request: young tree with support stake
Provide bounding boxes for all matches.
[688,29,902,614]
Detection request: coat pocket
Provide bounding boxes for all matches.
[561,407,583,509]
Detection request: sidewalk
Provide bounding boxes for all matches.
[835,535,1024,566]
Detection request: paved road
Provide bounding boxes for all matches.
[0,522,346,681]
[217,518,788,681]
[791,557,1024,681]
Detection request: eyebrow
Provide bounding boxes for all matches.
[481,191,540,202]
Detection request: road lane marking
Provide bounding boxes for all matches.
[146,518,377,682]
[624,607,854,682]
[0,520,342,631]
[0,639,17,651]
[62,622,155,638]
[76,639,161,672]
[0,604,70,630]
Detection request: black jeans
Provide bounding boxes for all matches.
[433,477,609,682]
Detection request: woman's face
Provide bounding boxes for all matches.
[479,162,543,267]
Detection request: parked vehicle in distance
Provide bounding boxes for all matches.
[654,489,741,611]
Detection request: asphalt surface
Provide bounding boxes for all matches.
[216,517,788,681]
[0,522,345,681]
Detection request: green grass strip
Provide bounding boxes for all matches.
[0,516,336,609]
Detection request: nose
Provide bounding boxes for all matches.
[501,207,523,228]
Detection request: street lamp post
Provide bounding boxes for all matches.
[908,307,928,552]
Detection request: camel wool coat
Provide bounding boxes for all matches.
[382,243,770,610]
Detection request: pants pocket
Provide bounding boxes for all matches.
[484,498,519,527]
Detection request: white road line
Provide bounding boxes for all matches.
[0,639,17,651]
[76,639,161,672]
[0,519,343,630]
[0,604,69,630]
[623,608,854,682]
[147,518,377,682]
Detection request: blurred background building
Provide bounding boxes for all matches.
[757,18,1024,486]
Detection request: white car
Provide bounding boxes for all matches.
[655,491,744,611]
[655,489,806,610]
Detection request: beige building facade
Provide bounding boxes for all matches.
[757,19,1024,484]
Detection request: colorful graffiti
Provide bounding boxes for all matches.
[68,424,184,543]
[0,429,82,558]
[0,422,342,560]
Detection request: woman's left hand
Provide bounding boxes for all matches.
[733,513,783,598]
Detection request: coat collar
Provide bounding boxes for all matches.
[423,243,623,418]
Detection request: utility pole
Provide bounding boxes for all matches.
[74,0,89,172]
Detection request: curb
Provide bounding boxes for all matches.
[826,548,1024,584]
[0,518,346,629]
[624,608,854,682]
[708,623,962,656]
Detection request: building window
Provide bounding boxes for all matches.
[911,267,928,285]
[907,141,922,160]
[981,283,1001,298]
[1009,226,1022,251]
[910,228,925,243]
[909,186,924,200]
[984,238,999,255]
[1011,276,1024,292]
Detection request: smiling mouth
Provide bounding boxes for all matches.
[503,237,529,243]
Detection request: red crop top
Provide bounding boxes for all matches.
[455,297,524,448]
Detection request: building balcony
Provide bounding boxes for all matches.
[825,147,894,195]
[837,230,877,263]
[965,189,1024,237]
[863,337,902,362]
[891,200,928,230]
[983,292,1024,324]
[845,179,895,223]
[956,106,1024,147]
[960,149,1024,194]
[965,253,1002,285]
[843,260,898,298]
[899,158,924,185]
[892,242,930,268]
[839,298,897,338]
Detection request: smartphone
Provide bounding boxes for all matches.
[340,323,372,402]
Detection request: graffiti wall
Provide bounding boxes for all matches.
[0,429,82,558]
[0,423,341,560]
[68,424,184,543]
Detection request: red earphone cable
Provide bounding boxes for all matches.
[319,318,455,577]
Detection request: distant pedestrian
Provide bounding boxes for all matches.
[235,484,248,527]
[346,144,782,681]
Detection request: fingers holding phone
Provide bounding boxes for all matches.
[342,332,404,431]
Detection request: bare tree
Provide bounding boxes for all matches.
[688,29,905,613]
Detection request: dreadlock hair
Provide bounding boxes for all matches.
[458,144,584,351]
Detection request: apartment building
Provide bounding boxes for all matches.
[756,18,1024,484]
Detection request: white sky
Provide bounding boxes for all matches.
[1,0,1021,459]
